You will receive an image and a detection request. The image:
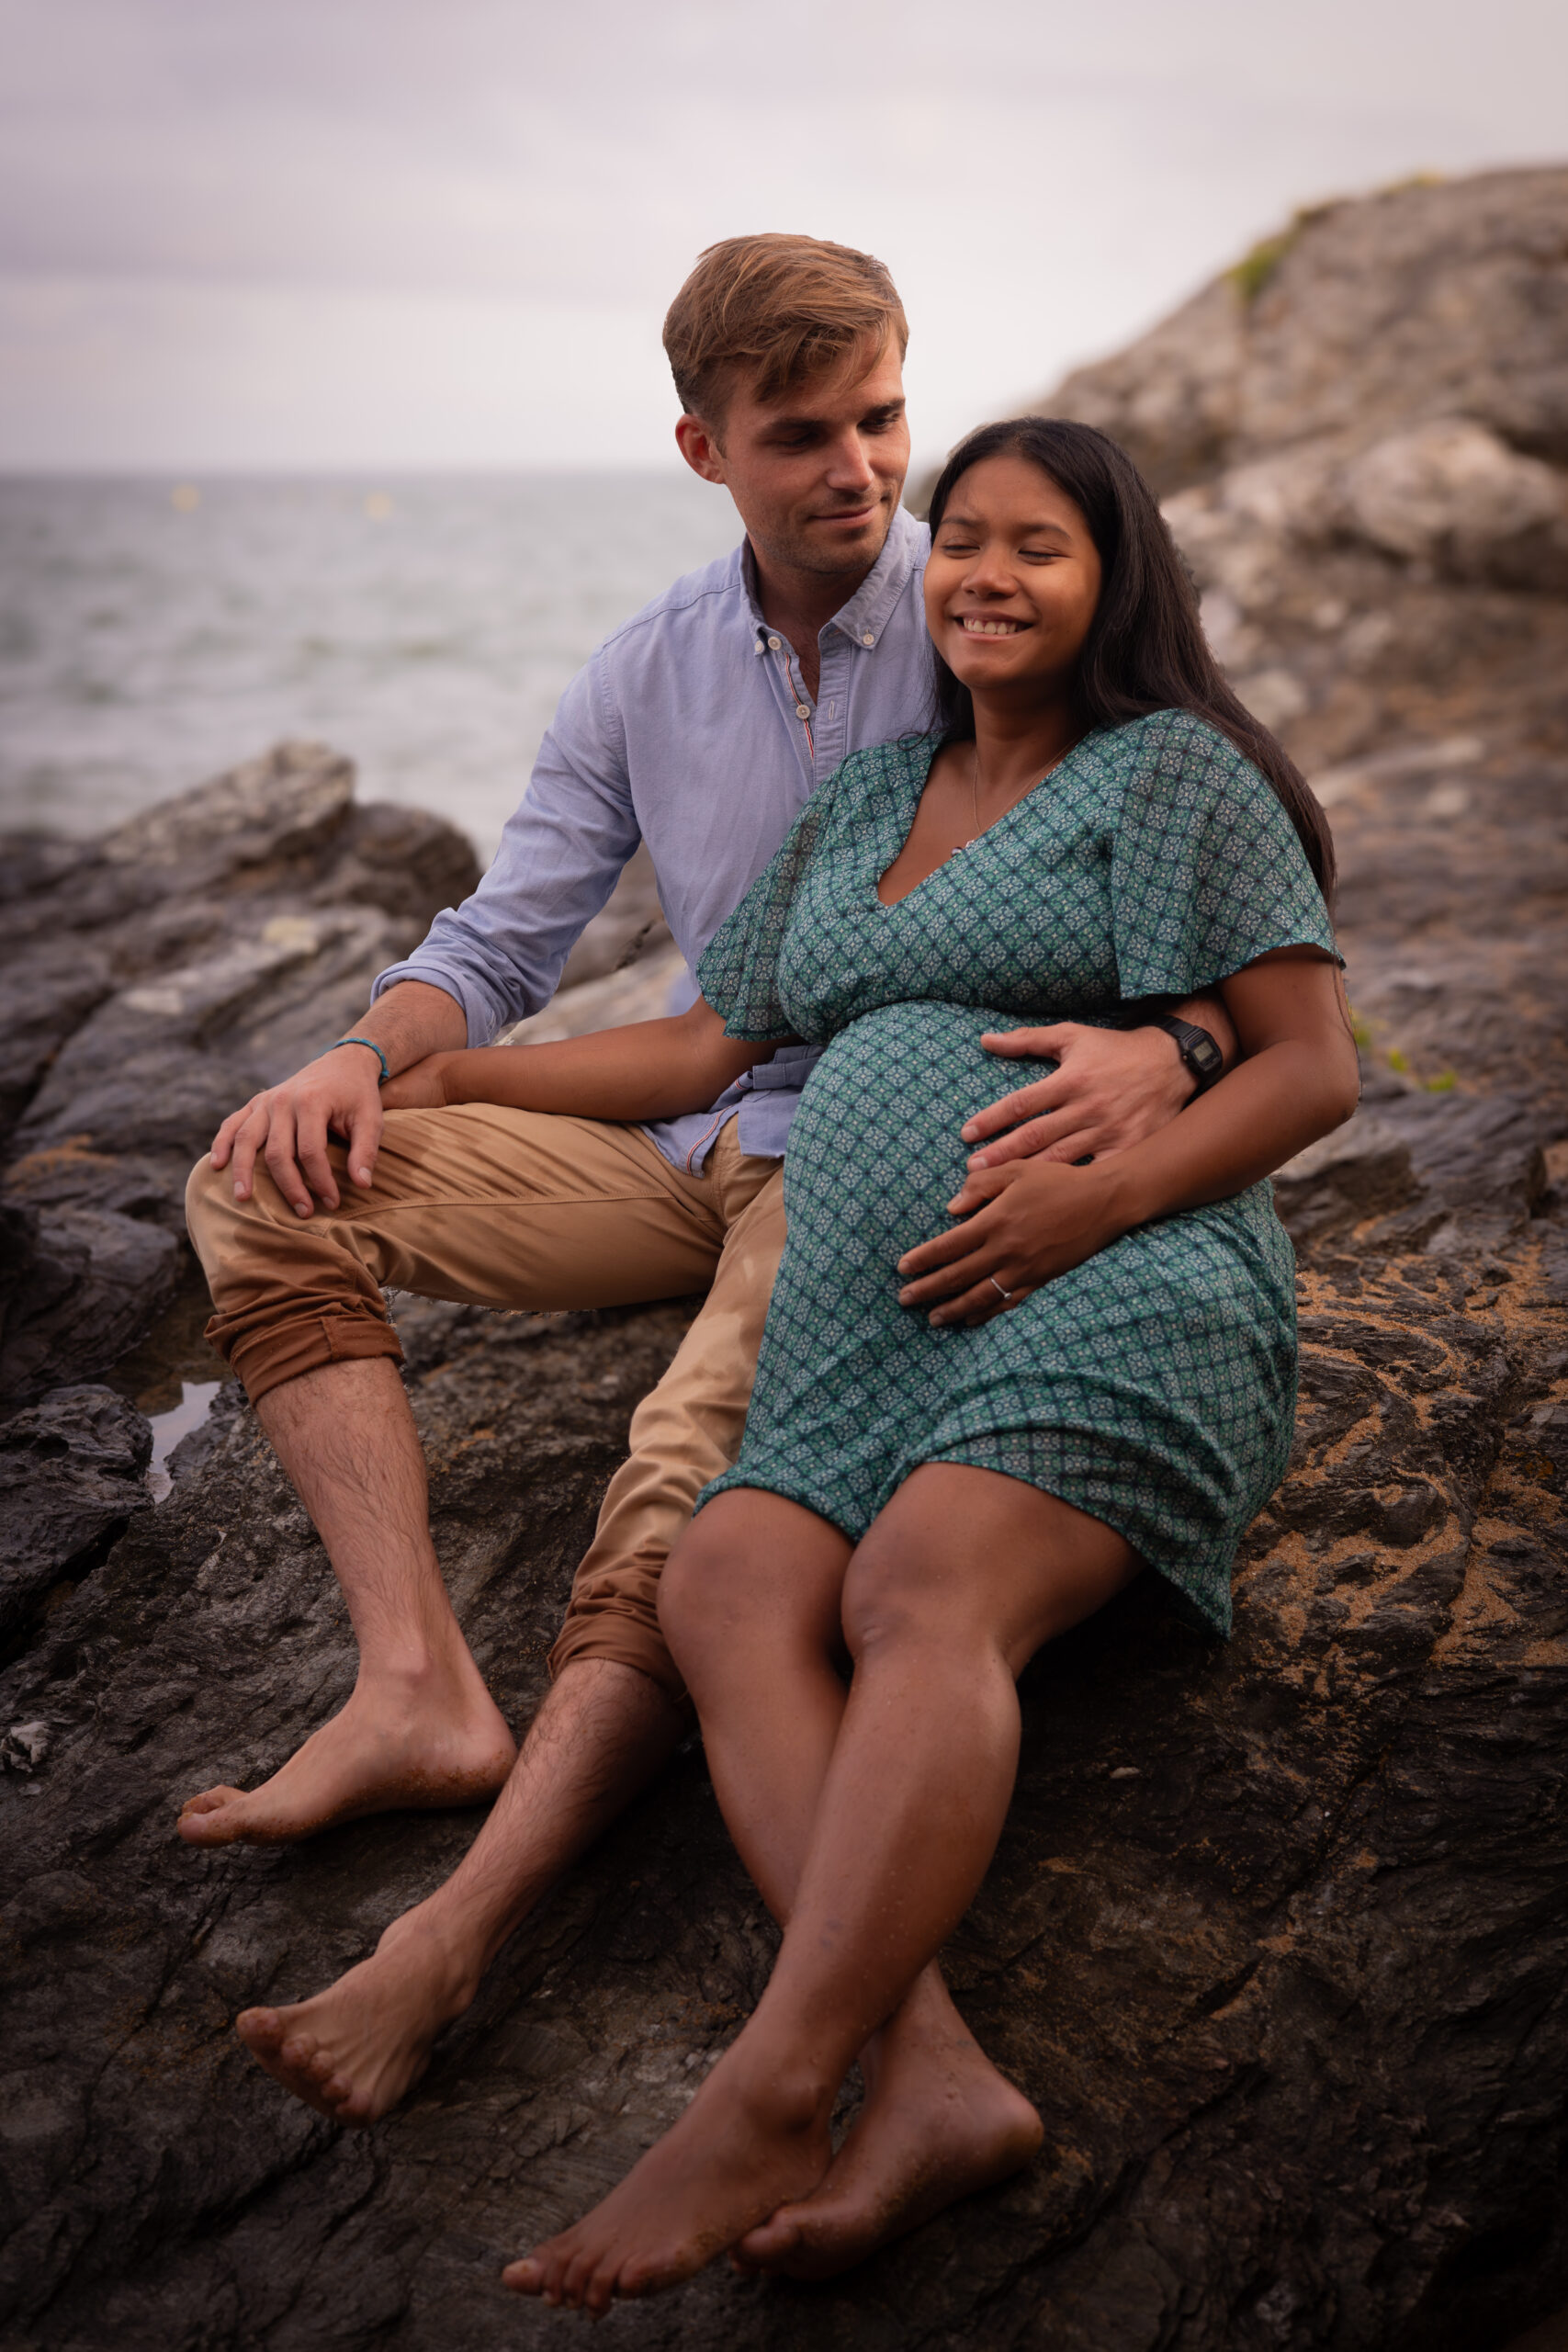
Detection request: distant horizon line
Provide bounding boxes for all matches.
[0,457,953,486]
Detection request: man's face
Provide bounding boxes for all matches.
[676,336,910,582]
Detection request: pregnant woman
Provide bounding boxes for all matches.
[391,418,1358,2309]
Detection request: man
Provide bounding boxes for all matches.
[182,234,1232,2257]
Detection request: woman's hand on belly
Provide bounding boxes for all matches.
[896,1156,1134,1328]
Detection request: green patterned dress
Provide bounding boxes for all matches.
[694,710,1339,1634]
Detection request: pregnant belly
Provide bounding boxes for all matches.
[784,1001,1054,1262]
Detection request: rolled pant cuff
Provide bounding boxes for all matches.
[547,1611,691,1713]
[210,1306,406,1407]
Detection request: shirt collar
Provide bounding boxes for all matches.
[741,503,928,656]
[827,504,926,650]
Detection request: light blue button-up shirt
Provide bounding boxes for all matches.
[373,503,933,1171]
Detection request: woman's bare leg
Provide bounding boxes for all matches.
[656,1491,1042,2279]
[506,1466,1138,2311]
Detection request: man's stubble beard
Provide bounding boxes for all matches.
[751,489,899,582]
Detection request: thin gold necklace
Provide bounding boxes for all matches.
[964,740,1074,848]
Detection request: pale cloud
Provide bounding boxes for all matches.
[1,0,1562,470]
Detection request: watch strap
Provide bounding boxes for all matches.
[1152,1015,1225,1096]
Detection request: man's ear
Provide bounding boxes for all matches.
[675,413,727,486]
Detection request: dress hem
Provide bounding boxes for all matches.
[696,1453,1234,1640]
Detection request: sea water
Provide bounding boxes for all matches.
[0,471,745,862]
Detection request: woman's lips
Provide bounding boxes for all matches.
[955,615,1025,635]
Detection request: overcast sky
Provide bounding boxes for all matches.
[1,0,1562,475]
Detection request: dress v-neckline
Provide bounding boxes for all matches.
[873,731,1094,911]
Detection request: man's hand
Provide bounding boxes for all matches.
[960,1002,1235,1170]
[209,1044,386,1216]
[208,980,465,1215]
[897,1156,1128,1327]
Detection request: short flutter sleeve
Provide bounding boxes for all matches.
[695,767,840,1040]
[1110,711,1339,998]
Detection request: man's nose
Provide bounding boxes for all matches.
[824,432,877,491]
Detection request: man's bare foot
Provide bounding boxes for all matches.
[733,2028,1041,2280]
[503,2044,833,2314]
[176,1654,515,1846]
[235,1902,479,2124]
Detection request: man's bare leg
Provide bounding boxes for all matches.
[178,1356,517,1845]
[234,1657,682,2118]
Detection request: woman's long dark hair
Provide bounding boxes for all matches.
[925,416,1337,903]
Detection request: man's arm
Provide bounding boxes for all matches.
[959,991,1239,1170]
[208,659,641,1215]
[367,662,641,1048]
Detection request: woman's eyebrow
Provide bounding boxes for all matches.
[939,512,1075,540]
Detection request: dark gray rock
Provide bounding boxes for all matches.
[1048,167,1568,487]
[0,1207,182,1410]
[0,934,115,1144]
[0,1220,1562,2352]
[0,741,483,1413]
[0,1384,152,1641]
[96,738,357,893]
[1273,1113,1417,1250]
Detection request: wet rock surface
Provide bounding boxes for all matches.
[2,166,1566,2351]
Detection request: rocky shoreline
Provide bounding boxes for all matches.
[2,167,1565,2352]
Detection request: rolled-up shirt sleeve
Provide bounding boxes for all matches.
[370,652,641,1045]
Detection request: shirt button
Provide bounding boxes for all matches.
[795,702,811,718]
[862,631,875,646]
[768,635,781,650]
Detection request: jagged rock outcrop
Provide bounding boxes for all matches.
[0,742,483,1411]
[1,164,1565,2352]
[1050,167,1568,490]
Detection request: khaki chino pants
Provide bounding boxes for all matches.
[185,1105,786,1702]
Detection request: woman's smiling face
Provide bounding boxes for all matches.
[923,451,1103,702]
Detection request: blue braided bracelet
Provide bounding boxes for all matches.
[329,1035,390,1085]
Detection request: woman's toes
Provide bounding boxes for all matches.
[581,2254,621,2316]
[501,2255,541,2294]
[560,2244,602,2309]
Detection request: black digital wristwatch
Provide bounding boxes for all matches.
[1152,1015,1225,1098]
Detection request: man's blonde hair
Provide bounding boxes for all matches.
[662,233,908,424]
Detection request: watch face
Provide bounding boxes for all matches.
[1190,1035,1224,1075]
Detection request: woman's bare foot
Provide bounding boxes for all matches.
[503,2044,833,2314]
[235,1902,480,2124]
[733,2028,1041,2280]
[176,1650,515,1846]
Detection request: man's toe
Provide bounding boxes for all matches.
[178,1791,249,1842]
